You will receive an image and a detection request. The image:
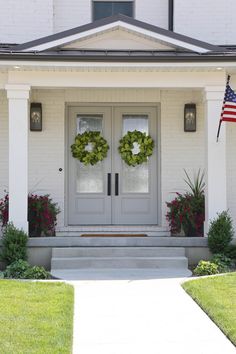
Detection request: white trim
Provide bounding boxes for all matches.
[5,84,31,99]
[5,70,225,89]
[21,21,210,53]
[204,86,227,233]
[1,60,236,70]
[6,84,31,233]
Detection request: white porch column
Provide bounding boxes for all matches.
[204,86,227,233]
[6,84,30,233]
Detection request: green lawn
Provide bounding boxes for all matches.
[183,272,236,346]
[0,281,74,354]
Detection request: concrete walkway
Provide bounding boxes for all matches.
[67,271,235,354]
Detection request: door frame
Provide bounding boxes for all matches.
[65,102,161,226]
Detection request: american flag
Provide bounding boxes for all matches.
[221,83,236,123]
[217,75,236,140]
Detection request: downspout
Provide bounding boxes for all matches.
[168,0,174,31]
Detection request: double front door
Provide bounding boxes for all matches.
[68,105,158,225]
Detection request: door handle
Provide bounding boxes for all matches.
[107,173,111,196]
[115,173,119,196]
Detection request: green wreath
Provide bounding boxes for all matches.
[118,130,154,167]
[71,131,109,166]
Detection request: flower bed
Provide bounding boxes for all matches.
[0,194,60,237]
[166,170,205,237]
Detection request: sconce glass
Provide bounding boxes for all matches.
[184,104,196,132]
[30,103,42,131]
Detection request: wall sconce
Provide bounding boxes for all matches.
[184,104,196,132]
[30,103,42,131]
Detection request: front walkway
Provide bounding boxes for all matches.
[68,272,235,354]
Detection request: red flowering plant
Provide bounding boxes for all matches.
[166,170,205,237]
[0,193,60,237]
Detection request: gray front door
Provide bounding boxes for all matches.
[68,105,158,225]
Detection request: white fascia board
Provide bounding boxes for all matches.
[1,60,236,69]
[22,22,124,52]
[118,23,209,53]
[22,21,209,53]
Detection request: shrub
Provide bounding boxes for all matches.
[28,194,60,237]
[193,260,219,276]
[0,223,28,265]
[208,211,234,254]
[24,265,50,279]
[166,169,205,236]
[0,194,60,237]
[211,253,233,272]
[225,245,236,262]
[4,259,30,279]
[3,259,50,279]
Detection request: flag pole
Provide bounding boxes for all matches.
[216,74,231,142]
[216,120,222,142]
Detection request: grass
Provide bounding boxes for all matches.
[0,280,74,354]
[183,272,236,346]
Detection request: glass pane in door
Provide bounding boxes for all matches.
[122,115,149,193]
[76,115,104,193]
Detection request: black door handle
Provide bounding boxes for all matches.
[107,173,111,196]
[115,173,119,196]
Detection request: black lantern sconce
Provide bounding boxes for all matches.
[30,103,42,131]
[184,104,196,132]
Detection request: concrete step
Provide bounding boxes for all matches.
[56,232,170,237]
[52,247,185,258]
[56,226,170,237]
[51,256,188,269]
[51,268,192,280]
[45,236,204,247]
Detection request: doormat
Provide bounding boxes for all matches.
[80,234,147,237]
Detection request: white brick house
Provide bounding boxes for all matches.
[0,0,236,237]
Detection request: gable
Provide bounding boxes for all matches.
[13,14,221,54]
[62,27,175,51]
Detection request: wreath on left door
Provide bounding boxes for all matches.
[71,131,109,166]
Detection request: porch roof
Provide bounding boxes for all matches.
[0,15,235,68]
[10,14,221,54]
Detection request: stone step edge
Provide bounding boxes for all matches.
[52,247,185,256]
[51,256,188,261]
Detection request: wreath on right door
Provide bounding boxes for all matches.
[118,130,154,167]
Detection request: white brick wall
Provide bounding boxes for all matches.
[53,0,169,33]
[135,0,168,29]
[174,0,236,45]
[0,0,53,43]
[53,0,92,33]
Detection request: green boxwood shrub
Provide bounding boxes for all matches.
[0,223,28,265]
[211,254,233,272]
[4,259,30,279]
[3,259,50,279]
[208,211,234,254]
[225,245,236,263]
[24,265,50,279]
[193,260,219,276]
